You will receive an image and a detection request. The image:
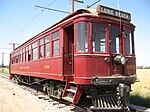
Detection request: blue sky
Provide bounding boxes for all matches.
[0,0,150,66]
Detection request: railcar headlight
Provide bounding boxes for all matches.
[114,55,127,65]
[120,56,126,65]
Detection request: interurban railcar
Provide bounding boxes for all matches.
[10,4,136,111]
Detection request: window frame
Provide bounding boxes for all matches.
[45,35,51,57]
[91,22,107,53]
[39,38,45,58]
[109,26,121,54]
[76,21,88,53]
[52,31,60,56]
[32,41,38,60]
[124,29,133,55]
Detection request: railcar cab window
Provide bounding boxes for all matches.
[110,27,120,53]
[92,23,106,52]
[32,41,38,60]
[124,30,132,55]
[76,22,88,52]
[52,32,59,56]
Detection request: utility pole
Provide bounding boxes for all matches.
[2,52,4,67]
[0,47,11,67]
[0,52,5,67]
[72,0,84,13]
[72,0,75,13]
[9,43,19,50]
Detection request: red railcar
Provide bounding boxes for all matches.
[10,4,136,111]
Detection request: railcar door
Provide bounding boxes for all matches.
[109,26,123,75]
[63,25,74,76]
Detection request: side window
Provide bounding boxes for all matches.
[92,23,106,52]
[45,36,50,57]
[20,50,22,63]
[26,46,28,62]
[28,45,31,61]
[12,58,14,64]
[23,48,25,62]
[40,38,44,58]
[76,22,88,52]
[16,56,18,63]
[52,32,59,56]
[32,41,38,60]
[26,45,32,61]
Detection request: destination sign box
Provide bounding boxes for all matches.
[97,5,131,21]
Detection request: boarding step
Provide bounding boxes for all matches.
[69,81,76,84]
[66,89,76,94]
[63,96,73,102]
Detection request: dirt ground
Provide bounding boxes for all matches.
[0,74,74,112]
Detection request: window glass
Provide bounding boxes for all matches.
[45,44,50,57]
[110,27,120,53]
[124,30,132,54]
[26,51,28,62]
[92,23,106,52]
[76,22,88,52]
[26,47,28,51]
[20,50,22,62]
[40,45,44,58]
[53,40,59,56]
[28,51,31,61]
[32,41,38,48]
[45,36,50,43]
[40,38,44,45]
[53,32,59,40]
[12,59,14,64]
[29,45,31,50]
[33,48,38,59]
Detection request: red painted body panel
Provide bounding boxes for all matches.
[11,57,64,81]
[74,55,110,84]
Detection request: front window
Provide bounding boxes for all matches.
[76,22,88,52]
[92,23,106,52]
[124,30,132,55]
[110,27,120,53]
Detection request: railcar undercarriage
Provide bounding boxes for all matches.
[12,74,132,112]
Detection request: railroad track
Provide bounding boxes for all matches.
[129,104,150,112]
[0,73,89,111]
[0,73,149,112]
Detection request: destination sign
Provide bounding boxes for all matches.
[97,5,131,20]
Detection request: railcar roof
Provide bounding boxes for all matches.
[11,7,134,55]
[11,8,97,54]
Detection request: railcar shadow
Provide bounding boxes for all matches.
[130,94,150,108]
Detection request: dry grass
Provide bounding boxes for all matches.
[130,69,150,107]
[0,68,9,74]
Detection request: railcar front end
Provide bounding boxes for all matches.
[71,5,137,111]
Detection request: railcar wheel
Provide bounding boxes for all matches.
[12,75,22,85]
